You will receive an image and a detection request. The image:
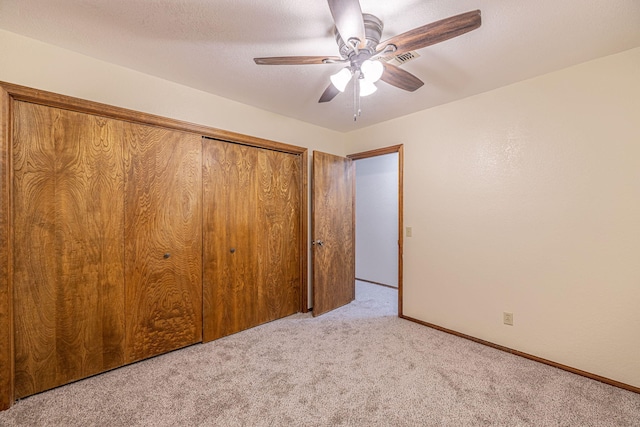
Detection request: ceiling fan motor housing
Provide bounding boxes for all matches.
[335,13,384,61]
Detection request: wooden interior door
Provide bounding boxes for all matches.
[312,151,355,316]
[203,139,301,341]
[123,123,202,363]
[13,102,126,398]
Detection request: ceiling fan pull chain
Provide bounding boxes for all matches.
[353,69,360,121]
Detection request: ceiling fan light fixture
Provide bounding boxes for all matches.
[330,68,352,92]
[361,59,383,83]
[359,78,377,97]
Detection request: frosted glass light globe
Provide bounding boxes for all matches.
[359,79,378,96]
[361,59,384,83]
[330,68,352,92]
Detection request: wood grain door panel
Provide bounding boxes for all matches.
[203,140,258,341]
[203,139,301,342]
[13,102,126,398]
[255,149,301,324]
[312,151,355,316]
[123,124,202,363]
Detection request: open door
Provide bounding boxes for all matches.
[312,151,355,316]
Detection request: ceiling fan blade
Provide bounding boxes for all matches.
[380,62,424,92]
[377,10,481,55]
[318,83,341,103]
[327,0,366,49]
[254,56,343,65]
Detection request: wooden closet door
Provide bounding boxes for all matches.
[255,149,301,324]
[203,139,301,342]
[123,123,202,363]
[13,102,126,398]
[203,140,259,341]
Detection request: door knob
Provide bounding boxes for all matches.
[312,240,324,247]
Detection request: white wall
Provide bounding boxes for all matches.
[355,154,398,287]
[347,47,640,388]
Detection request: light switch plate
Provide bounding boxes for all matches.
[503,312,514,326]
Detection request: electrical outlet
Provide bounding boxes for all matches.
[406,227,412,237]
[503,312,514,326]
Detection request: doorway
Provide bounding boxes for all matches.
[348,145,403,315]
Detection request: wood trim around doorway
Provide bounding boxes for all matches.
[347,144,404,316]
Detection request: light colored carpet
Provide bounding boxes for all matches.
[1,282,638,426]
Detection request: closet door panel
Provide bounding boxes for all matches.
[203,139,258,341]
[203,140,302,342]
[13,102,57,397]
[124,124,202,363]
[13,102,126,398]
[55,108,127,376]
[255,150,301,324]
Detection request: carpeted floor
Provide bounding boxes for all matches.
[1,281,638,426]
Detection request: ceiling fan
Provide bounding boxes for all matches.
[254,0,481,119]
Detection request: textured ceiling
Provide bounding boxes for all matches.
[1,0,639,132]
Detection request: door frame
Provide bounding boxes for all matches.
[347,145,404,316]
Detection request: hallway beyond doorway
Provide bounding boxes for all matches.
[355,280,397,316]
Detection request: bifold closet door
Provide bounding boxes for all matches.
[254,147,301,325]
[123,123,203,363]
[13,102,126,398]
[202,139,301,342]
[203,141,258,341]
